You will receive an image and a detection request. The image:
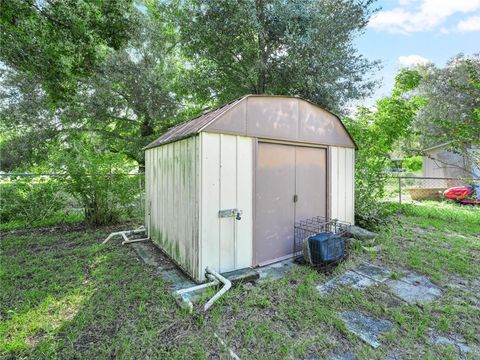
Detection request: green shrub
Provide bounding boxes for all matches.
[62,139,140,225]
[66,173,140,225]
[0,177,67,223]
[403,156,422,172]
[344,69,423,229]
[353,168,393,229]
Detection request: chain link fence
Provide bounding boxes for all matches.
[384,176,480,204]
[3,172,477,226]
[0,173,145,225]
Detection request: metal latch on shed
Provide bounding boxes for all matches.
[218,208,243,220]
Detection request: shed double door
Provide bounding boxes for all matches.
[254,142,327,266]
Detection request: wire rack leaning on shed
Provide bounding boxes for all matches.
[294,216,351,272]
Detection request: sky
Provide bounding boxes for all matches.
[355,0,480,104]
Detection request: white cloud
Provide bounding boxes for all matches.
[456,15,480,32]
[438,14,480,33]
[398,0,419,5]
[369,0,480,33]
[398,55,431,67]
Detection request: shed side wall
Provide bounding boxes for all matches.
[329,146,355,224]
[145,136,200,280]
[200,132,253,279]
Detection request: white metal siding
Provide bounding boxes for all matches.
[200,132,253,278]
[145,136,200,279]
[145,133,353,282]
[330,146,355,224]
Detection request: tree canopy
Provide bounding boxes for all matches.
[0,14,179,170]
[344,69,424,226]
[0,1,478,226]
[414,54,480,150]
[1,0,383,172]
[0,0,140,102]
[154,0,380,112]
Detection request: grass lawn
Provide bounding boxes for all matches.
[1,202,479,359]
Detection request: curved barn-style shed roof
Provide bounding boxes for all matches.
[145,95,356,150]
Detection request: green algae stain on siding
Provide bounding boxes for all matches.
[175,243,180,262]
[146,136,199,280]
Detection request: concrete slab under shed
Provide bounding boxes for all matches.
[160,268,196,291]
[222,268,260,284]
[132,242,176,270]
[132,240,261,290]
[256,259,298,282]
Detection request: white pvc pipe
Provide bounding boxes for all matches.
[176,293,194,313]
[172,268,232,312]
[102,226,146,244]
[121,237,149,245]
[173,275,219,312]
[204,267,232,311]
[103,231,122,244]
[174,279,219,296]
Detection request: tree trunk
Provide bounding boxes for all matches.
[140,117,154,138]
[255,0,267,94]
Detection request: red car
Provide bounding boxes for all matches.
[444,185,480,205]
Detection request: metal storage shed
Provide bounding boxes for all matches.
[144,95,356,282]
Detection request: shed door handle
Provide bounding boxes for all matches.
[293,194,298,203]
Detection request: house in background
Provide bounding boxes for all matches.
[422,142,480,186]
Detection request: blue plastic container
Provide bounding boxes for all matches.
[308,232,345,263]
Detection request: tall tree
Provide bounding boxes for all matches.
[154,0,380,111]
[0,0,139,101]
[415,54,480,150]
[413,54,480,176]
[0,67,60,170]
[72,17,180,167]
[345,69,424,227]
[0,15,178,171]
